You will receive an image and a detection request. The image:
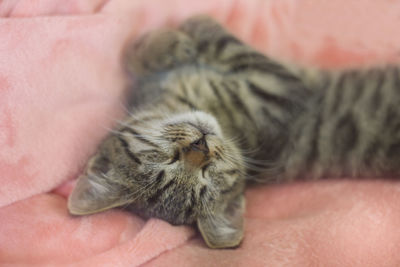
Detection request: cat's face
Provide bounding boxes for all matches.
[68,111,246,248]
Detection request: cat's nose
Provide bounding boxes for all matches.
[183,136,209,168]
[190,137,209,154]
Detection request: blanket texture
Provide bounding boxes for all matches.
[2,0,400,266]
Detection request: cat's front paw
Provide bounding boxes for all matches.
[124,29,197,76]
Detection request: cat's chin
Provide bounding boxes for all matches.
[163,111,223,137]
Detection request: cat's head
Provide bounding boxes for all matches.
[68,110,246,248]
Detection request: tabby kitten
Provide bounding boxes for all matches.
[68,16,400,248]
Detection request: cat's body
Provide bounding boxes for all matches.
[68,16,400,248]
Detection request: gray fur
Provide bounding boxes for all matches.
[68,16,400,248]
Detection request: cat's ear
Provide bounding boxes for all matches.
[68,174,126,215]
[197,194,245,249]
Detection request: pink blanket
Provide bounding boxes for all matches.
[2,0,400,265]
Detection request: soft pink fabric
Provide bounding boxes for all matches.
[1,0,400,266]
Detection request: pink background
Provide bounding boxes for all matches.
[1,0,400,266]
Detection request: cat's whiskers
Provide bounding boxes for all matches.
[116,99,133,116]
[219,153,275,175]
[228,134,250,148]
[116,120,159,132]
[216,152,243,168]
[242,158,278,172]
[224,134,247,145]
[118,180,156,210]
[97,172,155,207]
[100,126,127,137]
[220,139,281,172]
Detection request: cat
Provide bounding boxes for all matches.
[68,15,400,249]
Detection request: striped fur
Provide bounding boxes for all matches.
[68,16,400,248]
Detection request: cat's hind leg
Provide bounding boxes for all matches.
[124,28,197,77]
